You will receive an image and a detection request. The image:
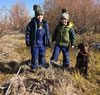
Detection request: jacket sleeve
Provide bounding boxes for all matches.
[46,21,50,41]
[46,22,51,48]
[25,22,31,45]
[69,27,76,46]
[43,20,51,47]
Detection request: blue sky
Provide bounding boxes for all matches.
[0,0,45,15]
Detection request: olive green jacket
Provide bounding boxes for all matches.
[52,22,75,46]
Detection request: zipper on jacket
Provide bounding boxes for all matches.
[61,27,64,43]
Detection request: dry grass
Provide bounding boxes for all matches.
[0,31,100,95]
[76,32,100,45]
[0,33,26,63]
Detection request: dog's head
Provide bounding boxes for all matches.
[78,43,89,53]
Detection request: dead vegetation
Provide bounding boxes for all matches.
[0,0,100,94]
[0,2,30,34]
[0,30,100,95]
[0,64,78,95]
[44,0,100,35]
[0,31,25,63]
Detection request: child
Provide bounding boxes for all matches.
[25,5,50,71]
[50,8,76,68]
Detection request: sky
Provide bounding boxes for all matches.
[0,0,45,15]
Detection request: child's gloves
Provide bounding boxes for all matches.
[26,39,30,47]
[48,40,51,48]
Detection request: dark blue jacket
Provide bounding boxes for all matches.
[25,17,50,47]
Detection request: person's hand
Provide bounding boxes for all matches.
[71,45,75,49]
[48,40,51,48]
[51,39,55,45]
[26,39,30,47]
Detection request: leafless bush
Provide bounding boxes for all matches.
[9,2,30,33]
[0,6,9,33]
[0,2,30,35]
[44,0,100,34]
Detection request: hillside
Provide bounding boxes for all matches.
[0,31,100,95]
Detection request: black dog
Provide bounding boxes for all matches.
[75,43,89,76]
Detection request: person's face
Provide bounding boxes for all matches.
[60,18,68,25]
[37,14,43,22]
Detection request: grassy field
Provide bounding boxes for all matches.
[0,32,100,95]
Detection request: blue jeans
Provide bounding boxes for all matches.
[51,45,69,67]
[31,44,46,69]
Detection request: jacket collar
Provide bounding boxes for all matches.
[59,21,74,28]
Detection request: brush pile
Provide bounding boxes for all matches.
[0,64,78,95]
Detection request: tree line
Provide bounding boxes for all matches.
[44,0,100,35]
[0,2,30,33]
[0,0,100,34]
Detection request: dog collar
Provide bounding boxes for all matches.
[80,51,87,56]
